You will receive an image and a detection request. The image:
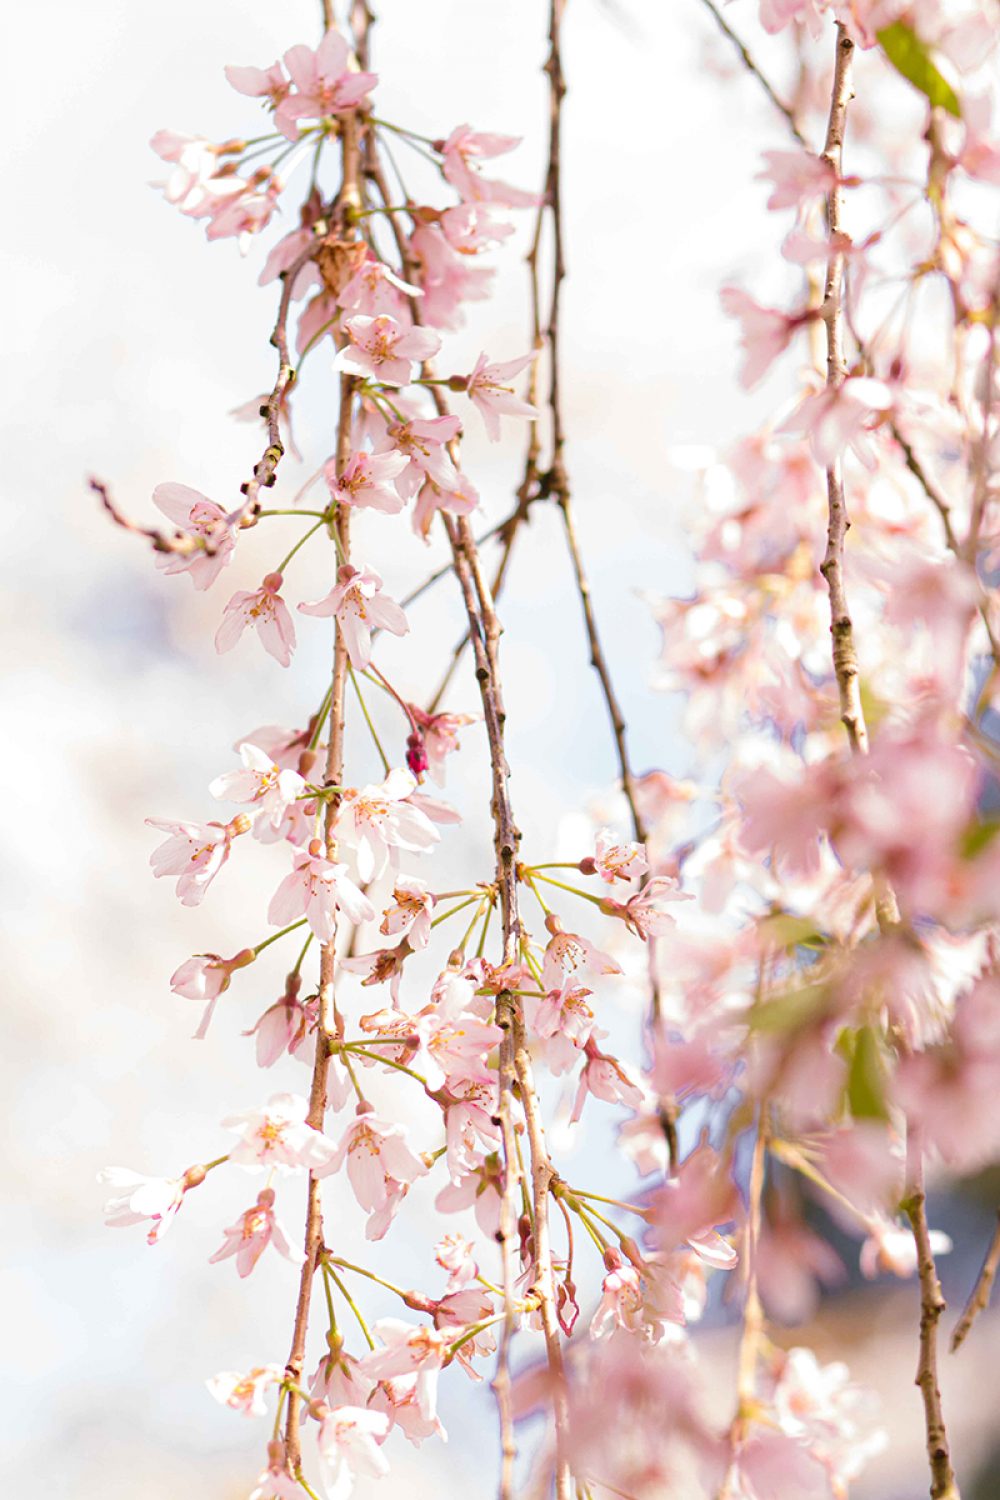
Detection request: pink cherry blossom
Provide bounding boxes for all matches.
[377,412,463,498]
[299,564,408,670]
[779,375,893,468]
[216,572,297,666]
[146,815,243,907]
[222,1091,336,1172]
[591,828,649,884]
[590,1263,645,1340]
[411,470,480,540]
[756,149,837,212]
[541,922,622,991]
[318,1112,428,1217]
[720,286,812,388]
[436,1158,503,1238]
[336,767,440,883]
[338,257,421,316]
[268,845,374,941]
[98,1167,188,1243]
[245,989,318,1070]
[358,1320,450,1420]
[435,1232,478,1290]
[407,705,477,783]
[379,875,434,950]
[440,202,515,252]
[571,1048,646,1123]
[152,482,235,590]
[275,30,378,139]
[209,1189,305,1276]
[334,313,441,385]
[326,449,409,514]
[463,351,538,441]
[410,223,495,328]
[607,874,693,938]
[207,1364,282,1418]
[224,58,290,107]
[439,125,537,207]
[210,741,306,836]
[530,983,601,1074]
[316,1404,391,1495]
[170,948,253,1038]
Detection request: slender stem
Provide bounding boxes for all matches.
[904,1140,961,1500]
[253,919,308,957]
[951,1208,1000,1352]
[347,664,390,774]
[283,79,366,1470]
[692,0,808,147]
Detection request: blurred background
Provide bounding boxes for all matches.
[5,0,1000,1496]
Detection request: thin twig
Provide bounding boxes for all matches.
[817,26,868,757]
[693,0,808,147]
[903,1146,961,1500]
[951,1208,1000,1352]
[282,84,366,1474]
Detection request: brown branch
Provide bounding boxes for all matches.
[89,476,217,557]
[235,235,322,524]
[282,93,365,1477]
[364,114,571,1492]
[817,26,869,758]
[903,1152,961,1500]
[951,1208,1000,1352]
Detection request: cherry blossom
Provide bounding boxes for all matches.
[334,313,441,385]
[358,1320,450,1420]
[209,1189,304,1276]
[590,828,649,884]
[98,1168,189,1243]
[317,1111,428,1218]
[316,1404,390,1498]
[152,482,234,590]
[210,741,307,836]
[170,948,253,1038]
[268,842,375,941]
[216,573,297,667]
[462,351,538,441]
[299,564,408,670]
[222,1091,336,1172]
[379,875,435,950]
[275,31,378,139]
[336,767,440,883]
[326,449,409,514]
[207,1364,282,1418]
[146,814,245,907]
[439,125,537,207]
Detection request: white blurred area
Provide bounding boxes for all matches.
[6,1,999,1497]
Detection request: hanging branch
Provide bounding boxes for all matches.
[817,26,868,757]
[281,91,366,1479]
[951,1208,1000,1353]
[904,1147,961,1500]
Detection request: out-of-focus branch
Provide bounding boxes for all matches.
[951,1208,1000,1352]
[692,0,807,147]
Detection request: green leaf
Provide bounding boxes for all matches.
[960,816,1000,861]
[845,1024,889,1121]
[877,21,961,118]
[750,981,827,1035]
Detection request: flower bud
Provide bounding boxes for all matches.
[182,1164,207,1191]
